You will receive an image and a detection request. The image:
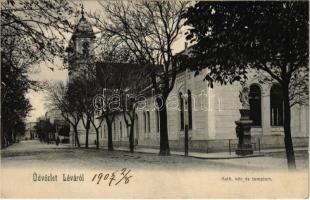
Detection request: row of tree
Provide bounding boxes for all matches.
[34,119,54,143]
[48,58,149,153]
[34,118,70,143]
[1,0,75,148]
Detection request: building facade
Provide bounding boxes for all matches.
[45,109,70,143]
[68,12,309,152]
[96,68,309,152]
[25,122,38,140]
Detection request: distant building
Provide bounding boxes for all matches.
[25,122,38,140]
[45,109,70,143]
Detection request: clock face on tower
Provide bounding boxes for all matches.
[82,41,89,56]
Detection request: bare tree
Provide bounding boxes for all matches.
[80,64,104,149]
[74,75,92,149]
[91,0,188,155]
[47,81,81,147]
[90,40,138,151]
[96,63,122,151]
[102,62,149,153]
[1,0,75,67]
[254,68,309,108]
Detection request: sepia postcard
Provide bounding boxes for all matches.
[1,0,309,198]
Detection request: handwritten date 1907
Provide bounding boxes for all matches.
[91,168,133,186]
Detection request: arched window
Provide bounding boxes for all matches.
[270,84,284,126]
[155,110,160,132]
[147,111,151,133]
[249,84,262,126]
[188,90,193,130]
[179,92,184,130]
[120,121,122,138]
[143,112,147,133]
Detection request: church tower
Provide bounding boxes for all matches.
[66,5,96,80]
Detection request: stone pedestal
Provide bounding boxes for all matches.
[235,109,253,156]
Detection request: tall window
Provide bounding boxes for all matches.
[188,90,193,130]
[143,112,147,133]
[155,110,160,132]
[135,114,139,139]
[127,125,130,137]
[104,125,107,138]
[249,84,262,126]
[120,121,122,138]
[147,111,151,133]
[179,92,184,130]
[270,84,284,126]
[113,121,116,138]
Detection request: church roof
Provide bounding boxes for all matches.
[72,16,95,38]
[75,16,94,34]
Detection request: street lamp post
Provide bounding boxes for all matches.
[184,99,189,157]
[184,68,189,157]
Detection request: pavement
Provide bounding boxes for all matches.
[62,142,308,160]
[113,146,263,159]
[5,140,308,161]
[111,146,308,159]
[1,140,308,171]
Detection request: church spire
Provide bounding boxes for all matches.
[81,4,84,18]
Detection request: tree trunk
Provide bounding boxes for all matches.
[8,127,13,145]
[1,117,3,149]
[95,128,99,149]
[13,130,16,143]
[0,119,3,149]
[2,111,6,148]
[74,126,80,148]
[85,128,89,148]
[158,98,170,156]
[129,123,134,153]
[283,83,296,170]
[107,120,114,151]
[85,119,90,148]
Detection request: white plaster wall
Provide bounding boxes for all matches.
[212,83,241,139]
[87,68,309,148]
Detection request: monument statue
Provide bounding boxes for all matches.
[235,83,253,156]
[239,84,250,110]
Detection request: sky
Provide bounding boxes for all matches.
[25,0,187,122]
[26,59,68,122]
